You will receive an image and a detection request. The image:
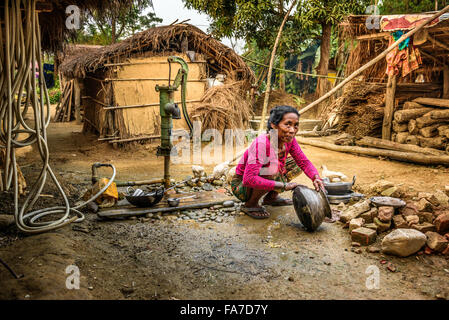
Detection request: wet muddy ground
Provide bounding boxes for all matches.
[1,121,448,300]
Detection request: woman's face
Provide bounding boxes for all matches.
[271,112,299,143]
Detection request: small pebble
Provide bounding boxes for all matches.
[223,200,235,208]
[366,246,381,253]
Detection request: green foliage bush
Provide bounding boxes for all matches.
[48,88,61,104]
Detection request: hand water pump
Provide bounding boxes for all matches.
[155,56,193,188]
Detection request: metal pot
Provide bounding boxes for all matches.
[292,186,332,232]
[167,195,197,207]
[323,176,356,195]
[126,187,165,208]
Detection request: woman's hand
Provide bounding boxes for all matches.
[313,176,325,192]
[285,182,299,191]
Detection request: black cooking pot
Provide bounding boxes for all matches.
[323,176,356,195]
[292,186,332,232]
[125,187,165,208]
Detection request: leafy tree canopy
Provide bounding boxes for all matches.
[379,0,448,14]
[75,0,162,45]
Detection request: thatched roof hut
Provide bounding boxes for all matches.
[57,24,255,144]
[322,12,449,143]
[61,24,254,82]
[339,13,449,83]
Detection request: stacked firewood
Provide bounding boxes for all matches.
[54,80,74,122]
[392,98,449,153]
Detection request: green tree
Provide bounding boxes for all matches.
[295,0,368,110]
[77,0,162,45]
[184,0,309,91]
[380,0,447,14]
[184,0,367,101]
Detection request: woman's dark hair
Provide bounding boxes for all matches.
[266,105,300,132]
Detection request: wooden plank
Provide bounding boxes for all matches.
[444,65,449,99]
[357,32,390,40]
[413,97,449,108]
[74,79,81,124]
[65,80,74,122]
[98,200,233,218]
[382,74,397,140]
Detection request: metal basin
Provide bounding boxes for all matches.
[292,186,332,232]
[323,176,356,195]
[126,187,165,208]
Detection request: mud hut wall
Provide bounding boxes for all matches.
[82,78,108,135]
[111,54,207,137]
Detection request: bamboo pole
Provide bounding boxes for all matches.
[299,5,449,116]
[258,0,298,134]
[103,61,207,67]
[104,78,206,82]
[103,100,202,110]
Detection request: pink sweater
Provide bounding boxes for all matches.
[235,134,320,191]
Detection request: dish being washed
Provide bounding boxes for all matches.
[292,185,332,232]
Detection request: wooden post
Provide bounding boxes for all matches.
[382,74,397,140]
[74,79,81,124]
[443,65,449,99]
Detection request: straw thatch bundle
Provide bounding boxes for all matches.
[190,82,253,133]
[57,44,103,66]
[323,81,385,138]
[60,24,254,85]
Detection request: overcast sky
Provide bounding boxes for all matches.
[151,0,245,53]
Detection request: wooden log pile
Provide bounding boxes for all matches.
[323,82,443,139]
[391,98,449,153]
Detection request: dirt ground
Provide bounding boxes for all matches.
[1,119,449,300]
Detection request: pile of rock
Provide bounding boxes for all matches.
[338,187,449,257]
[136,201,242,224]
[177,201,242,223]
